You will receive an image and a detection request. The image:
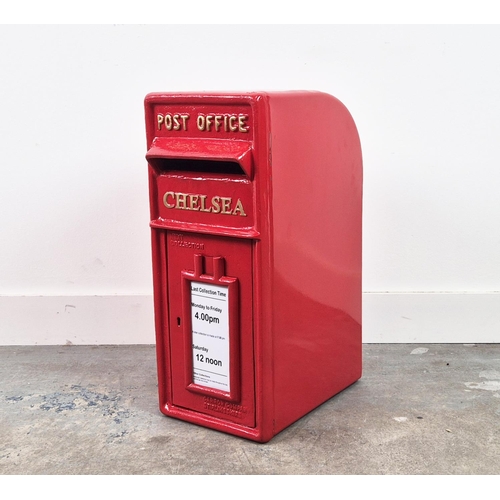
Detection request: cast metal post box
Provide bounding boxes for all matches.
[144,91,362,442]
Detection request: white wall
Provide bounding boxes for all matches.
[1,25,499,344]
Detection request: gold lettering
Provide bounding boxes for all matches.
[157,113,191,132]
[205,115,213,132]
[232,199,247,217]
[162,112,249,133]
[197,114,205,131]
[180,114,189,130]
[163,192,247,217]
[188,194,200,211]
[175,192,188,210]
[229,116,238,131]
[211,196,221,214]
[220,197,232,214]
[172,114,180,131]
[164,114,173,130]
[199,195,211,212]
[238,115,249,132]
[214,115,222,132]
[163,191,175,208]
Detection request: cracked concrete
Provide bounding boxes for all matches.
[1,344,499,474]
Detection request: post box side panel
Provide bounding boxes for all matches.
[267,91,363,433]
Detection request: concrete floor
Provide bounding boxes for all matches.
[1,343,499,475]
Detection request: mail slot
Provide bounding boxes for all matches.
[145,91,362,442]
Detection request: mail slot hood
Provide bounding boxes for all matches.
[146,137,253,177]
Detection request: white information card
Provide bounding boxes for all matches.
[190,282,230,392]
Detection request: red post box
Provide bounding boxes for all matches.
[145,91,362,442]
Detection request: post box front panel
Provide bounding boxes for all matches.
[165,231,255,428]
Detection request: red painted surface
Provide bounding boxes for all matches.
[145,91,362,442]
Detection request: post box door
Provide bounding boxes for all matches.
[166,231,255,427]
